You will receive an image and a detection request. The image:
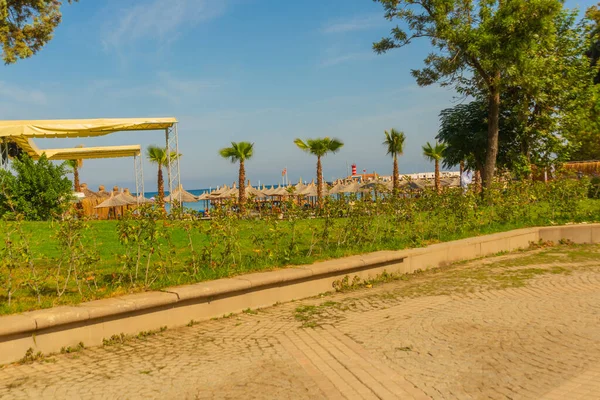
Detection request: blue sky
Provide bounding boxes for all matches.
[1,0,597,191]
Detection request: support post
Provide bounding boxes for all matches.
[134,154,145,205]
[0,139,9,171]
[165,123,182,207]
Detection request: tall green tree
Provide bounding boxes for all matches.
[382,129,405,194]
[146,146,179,208]
[294,137,343,205]
[587,3,600,84]
[568,3,600,160]
[219,142,254,213]
[0,0,77,64]
[0,154,72,220]
[422,142,447,193]
[373,0,564,190]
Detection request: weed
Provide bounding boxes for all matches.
[19,348,45,364]
[242,308,258,315]
[102,333,127,346]
[60,342,85,354]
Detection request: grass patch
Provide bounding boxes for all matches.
[0,197,599,316]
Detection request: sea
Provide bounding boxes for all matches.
[144,185,280,213]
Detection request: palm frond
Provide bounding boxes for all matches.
[219,141,254,163]
[383,129,406,157]
[422,141,447,162]
[295,137,344,157]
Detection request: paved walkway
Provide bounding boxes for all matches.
[1,247,600,399]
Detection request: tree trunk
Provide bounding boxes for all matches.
[459,160,464,176]
[73,166,80,192]
[157,167,164,209]
[316,156,323,206]
[392,155,399,195]
[434,159,440,194]
[239,160,246,213]
[483,73,501,190]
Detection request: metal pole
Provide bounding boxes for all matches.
[174,122,182,205]
[165,127,172,204]
[134,155,140,206]
[0,139,9,171]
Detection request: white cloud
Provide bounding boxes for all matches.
[0,81,47,105]
[149,72,224,104]
[319,52,374,68]
[321,14,383,34]
[102,0,227,51]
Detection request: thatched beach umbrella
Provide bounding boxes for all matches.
[215,182,238,200]
[95,192,131,208]
[360,181,390,192]
[339,180,363,194]
[294,179,306,194]
[164,185,199,203]
[298,181,325,197]
[96,185,111,198]
[245,181,266,199]
[327,181,347,195]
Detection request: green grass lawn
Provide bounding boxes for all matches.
[1,198,599,316]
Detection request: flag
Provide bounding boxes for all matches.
[282,168,287,176]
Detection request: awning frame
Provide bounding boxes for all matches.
[0,117,182,204]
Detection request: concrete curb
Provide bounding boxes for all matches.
[1,223,598,364]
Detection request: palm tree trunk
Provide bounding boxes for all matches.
[316,156,323,206]
[239,160,246,213]
[392,156,399,195]
[435,159,440,194]
[73,167,80,192]
[157,167,164,208]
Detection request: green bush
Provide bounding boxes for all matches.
[589,177,600,199]
[0,154,72,220]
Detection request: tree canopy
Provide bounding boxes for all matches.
[0,0,76,64]
[373,0,566,188]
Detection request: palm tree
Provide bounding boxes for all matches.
[219,142,254,213]
[383,129,406,194]
[294,137,344,205]
[422,141,448,193]
[65,159,82,192]
[146,145,179,207]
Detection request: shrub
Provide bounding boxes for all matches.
[0,154,72,220]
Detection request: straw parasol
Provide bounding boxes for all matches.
[298,180,327,197]
[95,192,132,209]
[360,181,390,192]
[209,185,228,196]
[272,184,292,196]
[294,179,306,194]
[245,181,266,199]
[197,191,212,200]
[338,180,363,194]
[164,185,199,203]
[327,181,347,195]
[79,183,100,199]
[265,184,281,196]
[96,185,111,198]
[297,182,318,197]
[214,182,238,200]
